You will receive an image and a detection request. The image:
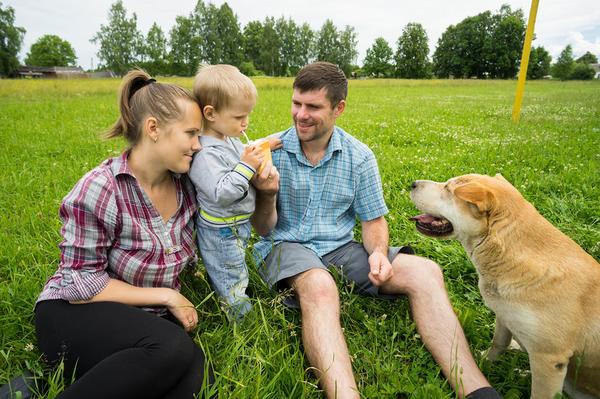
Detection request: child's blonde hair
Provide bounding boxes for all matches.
[193,64,258,112]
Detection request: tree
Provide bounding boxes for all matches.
[242,20,263,69]
[216,3,243,66]
[139,23,168,75]
[338,25,358,76]
[276,17,299,76]
[315,20,340,65]
[90,0,143,75]
[432,25,459,78]
[552,45,576,80]
[394,22,431,79]
[169,13,202,76]
[0,2,26,76]
[569,63,595,80]
[527,46,551,79]
[576,51,598,65]
[489,12,525,78]
[258,16,282,76]
[296,23,315,71]
[432,5,525,78]
[363,37,393,77]
[24,34,77,67]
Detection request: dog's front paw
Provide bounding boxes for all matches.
[485,346,504,362]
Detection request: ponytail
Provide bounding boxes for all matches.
[103,69,196,146]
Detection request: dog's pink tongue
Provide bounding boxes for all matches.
[409,214,437,223]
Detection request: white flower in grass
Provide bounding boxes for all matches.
[25,343,34,352]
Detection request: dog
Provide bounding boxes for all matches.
[409,173,600,399]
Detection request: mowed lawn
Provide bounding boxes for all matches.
[0,77,599,398]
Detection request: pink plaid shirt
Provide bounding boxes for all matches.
[37,151,198,312]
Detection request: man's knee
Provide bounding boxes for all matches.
[392,255,445,293]
[292,268,339,308]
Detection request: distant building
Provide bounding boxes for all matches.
[590,63,600,79]
[15,65,89,79]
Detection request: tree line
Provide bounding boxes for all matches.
[1,0,598,80]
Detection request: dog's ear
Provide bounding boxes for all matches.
[494,173,509,184]
[454,182,494,213]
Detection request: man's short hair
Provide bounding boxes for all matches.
[193,64,257,111]
[293,62,347,108]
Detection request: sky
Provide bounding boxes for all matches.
[6,0,600,71]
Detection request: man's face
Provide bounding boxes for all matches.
[291,88,345,144]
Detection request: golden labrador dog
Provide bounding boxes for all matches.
[409,173,600,399]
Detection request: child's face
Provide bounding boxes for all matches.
[208,97,256,139]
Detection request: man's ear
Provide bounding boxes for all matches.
[144,117,159,142]
[454,182,494,213]
[334,99,346,118]
[203,105,216,122]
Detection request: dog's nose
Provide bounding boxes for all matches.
[411,181,418,190]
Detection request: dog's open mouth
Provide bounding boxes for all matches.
[409,214,454,237]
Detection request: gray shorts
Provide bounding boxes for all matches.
[258,241,415,308]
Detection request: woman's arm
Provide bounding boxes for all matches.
[72,278,198,331]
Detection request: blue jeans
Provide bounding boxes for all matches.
[195,221,252,323]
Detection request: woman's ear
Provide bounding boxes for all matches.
[203,105,216,122]
[144,117,159,142]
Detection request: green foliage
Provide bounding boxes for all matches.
[394,23,431,79]
[90,0,143,75]
[24,34,76,67]
[168,13,202,76]
[576,51,598,65]
[2,71,599,399]
[138,23,168,76]
[569,63,595,80]
[0,1,26,76]
[527,46,552,79]
[552,45,576,80]
[363,37,394,77]
[433,5,525,78]
[315,19,340,65]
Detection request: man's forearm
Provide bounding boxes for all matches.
[251,191,277,237]
[361,216,389,255]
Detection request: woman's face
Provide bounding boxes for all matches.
[156,100,203,174]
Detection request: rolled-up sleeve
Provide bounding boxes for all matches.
[48,170,118,302]
[353,152,389,222]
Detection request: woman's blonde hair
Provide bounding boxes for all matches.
[192,64,257,112]
[104,69,196,146]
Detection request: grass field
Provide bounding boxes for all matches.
[0,76,599,398]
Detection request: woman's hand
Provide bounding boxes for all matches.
[165,290,198,332]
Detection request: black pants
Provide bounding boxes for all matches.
[35,300,215,398]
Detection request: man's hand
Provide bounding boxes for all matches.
[251,160,279,194]
[264,135,283,151]
[367,251,393,286]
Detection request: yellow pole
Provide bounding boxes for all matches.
[512,0,540,122]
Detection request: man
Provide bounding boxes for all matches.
[250,62,500,399]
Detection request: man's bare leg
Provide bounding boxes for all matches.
[290,268,359,399]
[381,254,491,398]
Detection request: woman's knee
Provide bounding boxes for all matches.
[141,320,196,372]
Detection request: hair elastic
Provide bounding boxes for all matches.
[130,78,157,100]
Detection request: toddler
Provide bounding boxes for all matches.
[189,64,274,323]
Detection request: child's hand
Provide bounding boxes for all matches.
[265,135,283,151]
[241,145,264,171]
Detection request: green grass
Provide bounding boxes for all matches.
[1,76,599,398]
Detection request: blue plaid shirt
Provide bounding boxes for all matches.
[253,126,388,261]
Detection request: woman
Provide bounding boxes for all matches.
[34,70,214,398]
